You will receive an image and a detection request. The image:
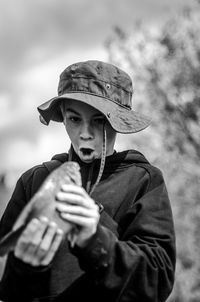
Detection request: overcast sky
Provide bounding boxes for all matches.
[0,0,195,181]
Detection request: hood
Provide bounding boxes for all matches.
[51,149,150,195]
[51,149,150,171]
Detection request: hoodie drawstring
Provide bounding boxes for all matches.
[88,123,107,196]
[67,124,106,212]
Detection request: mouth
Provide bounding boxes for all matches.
[80,148,94,156]
[79,148,96,162]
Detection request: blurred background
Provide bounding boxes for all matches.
[0,0,200,301]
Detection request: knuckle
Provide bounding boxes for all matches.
[31,239,41,247]
[28,218,40,229]
[57,191,64,200]
[57,228,64,236]
[17,236,31,249]
[14,249,20,258]
[94,204,99,212]
[79,186,85,193]
[39,245,49,254]
[50,245,58,253]
[23,255,32,264]
[48,222,58,231]
[19,235,29,245]
[40,259,48,266]
[30,259,39,266]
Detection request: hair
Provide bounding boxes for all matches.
[59,99,116,133]
[60,100,68,124]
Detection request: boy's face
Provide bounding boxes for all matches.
[62,100,117,163]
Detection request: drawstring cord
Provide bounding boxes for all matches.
[67,123,107,213]
[89,123,107,196]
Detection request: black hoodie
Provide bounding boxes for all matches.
[0,150,176,302]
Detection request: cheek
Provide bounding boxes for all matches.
[105,123,116,140]
[94,128,104,146]
[105,125,116,148]
[64,123,78,144]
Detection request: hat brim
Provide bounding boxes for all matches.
[37,92,151,134]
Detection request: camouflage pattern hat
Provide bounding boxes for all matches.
[37,60,151,133]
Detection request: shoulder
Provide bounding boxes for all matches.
[136,161,164,181]
[20,163,48,188]
[20,155,66,196]
[133,160,167,192]
[118,149,165,186]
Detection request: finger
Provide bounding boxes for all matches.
[56,192,83,205]
[56,203,99,217]
[60,184,86,196]
[40,229,64,266]
[56,192,96,209]
[60,213,99,228]
[24,216,49,255]
[35,222,59,260]
[15,217,47,258]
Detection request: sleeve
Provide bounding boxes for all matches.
[0,177,28,239]
[0,172,51,302]
[70,167,176,302]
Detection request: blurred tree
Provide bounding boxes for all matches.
[106,9,200,161]
[106,3,200,302]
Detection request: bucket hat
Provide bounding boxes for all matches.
[37,60,151,133]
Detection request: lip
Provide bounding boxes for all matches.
[79,147,96,162]
[79,147,94,153]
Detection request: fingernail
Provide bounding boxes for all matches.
[55,203,63,210]
[56,192,61,199]
[40,216,49,223]
[49,221,57,228]
[57,228,64,235]
[31,218,40,224]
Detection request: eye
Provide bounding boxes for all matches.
[68,116,81,123]
[93,117,105,125]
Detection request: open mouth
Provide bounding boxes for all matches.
[80,148,94,156]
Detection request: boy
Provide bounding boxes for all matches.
[0,60,175,301]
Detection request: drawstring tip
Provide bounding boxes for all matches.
[95,200,104,213]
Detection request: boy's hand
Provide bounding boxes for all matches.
[55,184,100,248]
[14,216,63,266]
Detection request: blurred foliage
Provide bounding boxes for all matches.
[106,3,200,302]
[0,185,11,278]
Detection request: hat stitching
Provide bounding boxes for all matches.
[57,91,132,110]
[38,60,151,133]
[60,76,133,94]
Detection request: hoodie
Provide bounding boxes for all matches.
[0,150,176,302]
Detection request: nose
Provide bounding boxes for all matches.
[80,121,93,140]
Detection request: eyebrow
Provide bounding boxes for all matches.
[65,108,103,118]
[66,108,80,115]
